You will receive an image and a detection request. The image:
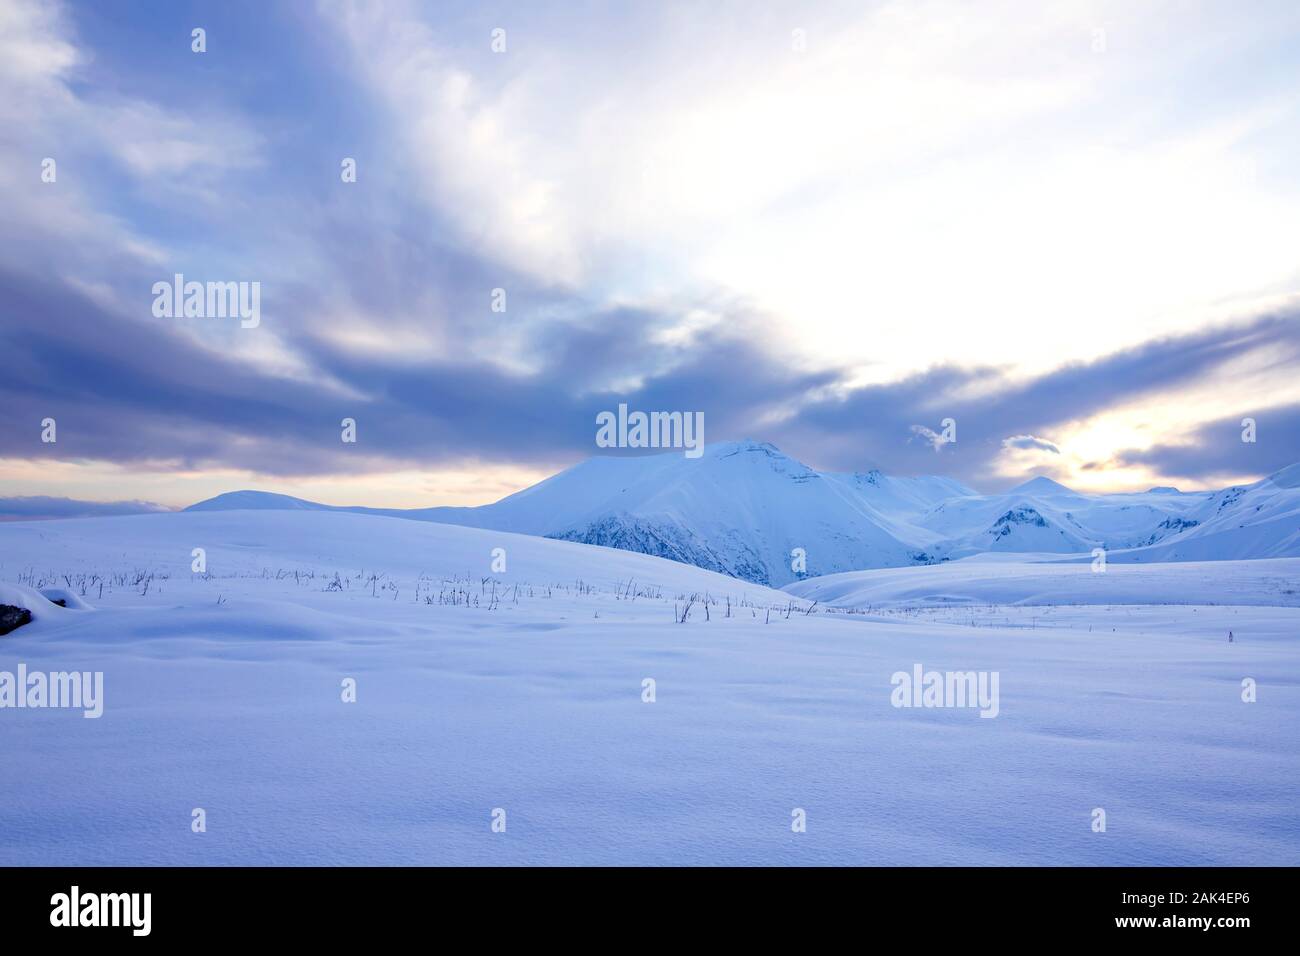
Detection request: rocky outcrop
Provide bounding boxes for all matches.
[0,604,33,635]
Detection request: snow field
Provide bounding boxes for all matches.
[1,511,1296,865]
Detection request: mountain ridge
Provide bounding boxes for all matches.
[185,441,1300,586]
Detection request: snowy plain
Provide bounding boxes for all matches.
[0,511,1297,865]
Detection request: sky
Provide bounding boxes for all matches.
[2,0,1300,513]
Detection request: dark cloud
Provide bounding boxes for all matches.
[1001,434,1061,454]
[1112,403,1300,483]
[771,309,1300,486]
[0,266,824,477]
[3,262,1298,494]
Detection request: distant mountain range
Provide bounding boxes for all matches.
[186,441,1300,586]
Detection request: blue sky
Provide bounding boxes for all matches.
[2,0,1300,511]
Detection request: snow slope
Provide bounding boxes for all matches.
[1,511,1297,865]
[185,447,1300,585]
[784,554,1300,609]
[0,509,786,607]
[1103,465,1300,563]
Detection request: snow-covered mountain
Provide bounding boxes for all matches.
[1101,462,1300,563]
[186,441,1300,585]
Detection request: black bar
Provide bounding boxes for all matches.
[0,866,1284,942]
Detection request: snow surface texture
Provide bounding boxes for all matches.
[1,511,1296,865]
[187,441,1300,587]
[783,554,1300,609]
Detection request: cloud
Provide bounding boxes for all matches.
[770,308,1300,485]
[0,266,827,476]
[100,101,262,180]
[1111,403,1300,484]
[326,0,1300,381]
[0,496,169,520]
[4,238,1299,495]
[0,0,79,101]
[0,0,266,285]
[1002,434,1061,454]
[4,0,1300,503]
[909,424,951,452]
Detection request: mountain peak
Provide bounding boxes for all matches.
[1006,475,1079,497]
[185,490,324,512]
